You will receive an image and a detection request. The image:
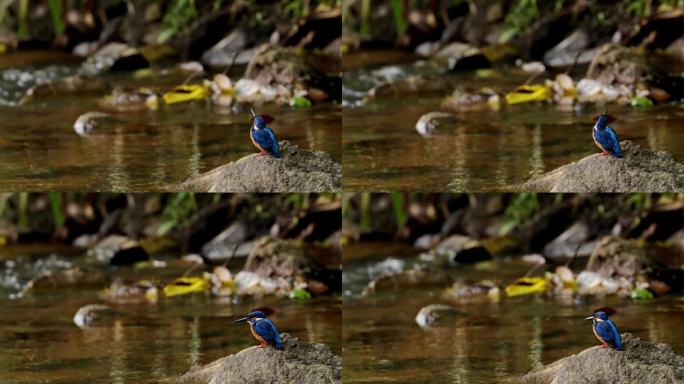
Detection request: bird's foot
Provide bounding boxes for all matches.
[601,343,606,349]
[258,342,267,348]
[600,151,607,156]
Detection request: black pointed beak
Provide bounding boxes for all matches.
[234,316,249,323]
[250,109,256,118]
[585,316,594,320]
[603,107,608,115]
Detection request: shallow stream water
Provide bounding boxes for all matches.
[342,242,684,383]
[342,52,684,191]
[0,52,341,191]
[0,246,341,384]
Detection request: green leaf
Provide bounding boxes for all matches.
[157,27,177,44]
[48,0,64,35]
[290,96,312,108]
[49,192,64,228]
[631,96,654,107]
[289,287,312,299]
[631,287,654,300]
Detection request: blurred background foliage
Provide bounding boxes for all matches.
[0,192,340,249]
[0,0,341,51]
[342,0,684,52]
[343,193,683,254]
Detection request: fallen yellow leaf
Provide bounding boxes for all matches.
[505,84,550,105]
[163,84,207,104]
[505,277,547,297]
[164,277,207,297]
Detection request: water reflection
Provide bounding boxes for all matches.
[0,60,341,191]
[343,66,684,191]
[0,254,341,384]
[343,244,684,383]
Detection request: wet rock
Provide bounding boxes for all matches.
[100,280,159,303]
[24,267,107,291]
[87,235,150,266]
[362,264,450,295]
[73,304,117,328]
[414,111,459,136]
[366,74,450,99]
[234,271,281,296]
[543,222,598,258]
[244,44,340,100]
[415,304,464,328]
[543,30,595,67]
[177,141,341,193]
[73,111,123,136]
[442,279,501,304]
[587,44,652,89]
[519,333,684,384]
[78,42,150,76]
[441,87,500,111]
[434,43,492,72]
[200,29,253,68]
[99,88,159,111]
[586,236,654,281]
[172,333,340,384]
[520,141,684,192]
[201,221,254,262]
[21,75,108,104]
[244,237,311,282]
[432,235,492,265]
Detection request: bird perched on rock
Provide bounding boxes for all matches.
[235,310,284,350]
[586,311,623,351]
[250,109,280,158]
[592,108,622,158]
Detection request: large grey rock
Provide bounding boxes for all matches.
[78,42,149,76]
[519,333,684,384]
[177,141,341,192]
[200,29,253,68]
[172,333,340,384]
[520,141,684,192]
[543,222,598,258]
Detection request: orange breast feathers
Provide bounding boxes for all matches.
[249,322,265,343]
[250,130,265,152]
[592,324,606,344]
[593,132,606,152]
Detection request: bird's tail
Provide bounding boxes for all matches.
[273,143,281,159]
[615,337,623,351]
[273,334,284,350]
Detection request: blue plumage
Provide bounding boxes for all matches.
[253,318,284,350]
[593,113,622,158]
[250,113,281,158]
[587,311,623,351]
[235,310,284,350]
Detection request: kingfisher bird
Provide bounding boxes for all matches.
[592,108,622,158]
[586,311,623,351]
[234,310,284,350]
[250,109,281,158]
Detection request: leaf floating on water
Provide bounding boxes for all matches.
[290,96,312,108]
[289,287,312,299]
[163,277,207,297]
[631,287,654,300]
[505,277,547,297]
[631,95,654,107]
[163,85,207,104]
[505,85,550,105]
